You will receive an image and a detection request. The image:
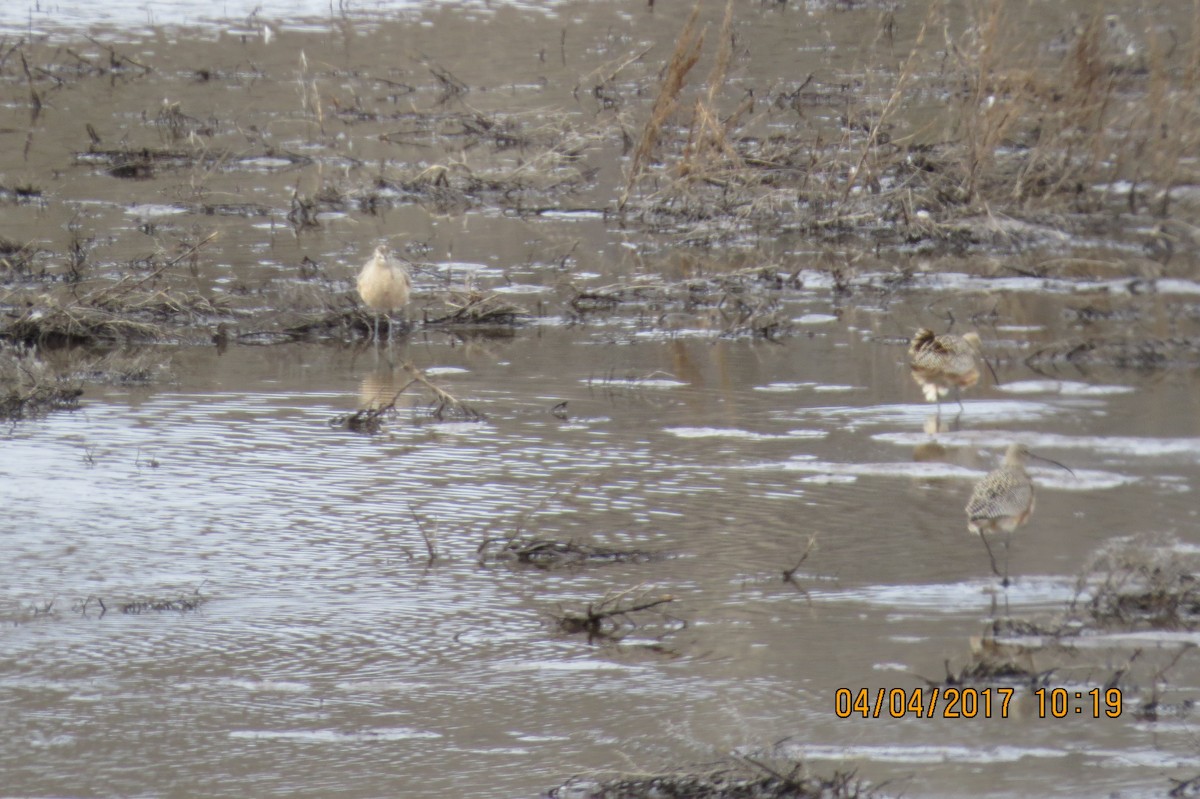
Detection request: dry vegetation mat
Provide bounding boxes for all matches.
[614,2,1200,250]
[3,3,1198,350]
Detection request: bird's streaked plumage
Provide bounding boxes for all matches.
[909,328,983,405]
[966,443,1035,536]
[965,443,1072,586]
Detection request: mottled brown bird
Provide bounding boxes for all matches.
[908,328,986,415]
[966,443,1072,586]
[357,244,412,344]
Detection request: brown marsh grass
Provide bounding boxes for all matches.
[2,4,1197,354]
[617,1,1200,249]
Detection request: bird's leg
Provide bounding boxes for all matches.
[979,533,1002,580]
[1001,538,1012,589]
[954,385,965,415]
[387,313,394,346]
[371,313,380,344]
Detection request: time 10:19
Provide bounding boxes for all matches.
[1034,687,1122,718]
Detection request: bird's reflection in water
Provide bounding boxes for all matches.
[912,417,985,469]
[912,438,949,464]
[359,364,413,413]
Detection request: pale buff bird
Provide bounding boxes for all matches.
[357,244,412,344]
[966,443,1073,586]
[908,328,992,416]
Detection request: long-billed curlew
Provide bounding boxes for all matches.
[357,244,412,344]
[908,328,996,418]
[966,443,1072,586]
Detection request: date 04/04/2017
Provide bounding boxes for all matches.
[834,687,1123,719]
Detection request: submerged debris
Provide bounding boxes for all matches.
[118,595,208,614]
[1026,337,1200,371]
[549,754,882,799]
[329,360,481,433]
[329,403,393,435]
[11,589,210,621]
[478,535,661,569]
[551,586,681,642]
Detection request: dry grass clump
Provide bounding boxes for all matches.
[2,286,225,346]
[0,348,84,420]
[225,279,528,346]
[0,237,39,281]
[424,287,529,328]
[329,106,608,218]
[0,345,173,421]
[69,349,172,386]
[2,295,163,346]
[549,754,881,799]
[924,537,1200,705]
[929,646,1056,690]
[568,266,795,339]
[0,233,221,346]
[1070,535,1200,630]
[621,4,704,207]
[0,182,44,205]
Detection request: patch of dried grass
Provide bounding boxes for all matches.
[1071,535,1200,630]
[0,348,83,420]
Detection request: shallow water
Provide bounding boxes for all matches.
[3,1,1200,797]
[5,326,1200,798]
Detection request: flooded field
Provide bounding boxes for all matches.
[3,0,1200,797]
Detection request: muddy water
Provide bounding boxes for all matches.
[4,1,1200,798]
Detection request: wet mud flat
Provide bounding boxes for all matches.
[2,1,1200,798]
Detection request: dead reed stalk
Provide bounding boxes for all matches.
[840,1,935,204]
[680,0,745,176]
[958,0,1028,202]
[554,585,677,640]
[620,3,704,208]
[398,360,482,420]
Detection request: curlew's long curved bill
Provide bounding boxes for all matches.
[1028,451,1075,477]
[962,333,1000,385]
